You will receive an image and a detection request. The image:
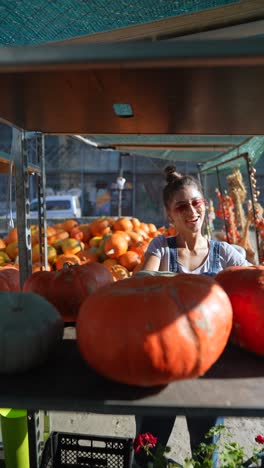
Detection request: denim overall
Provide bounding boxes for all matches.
[167,236,220,276]
[135,238,223,467]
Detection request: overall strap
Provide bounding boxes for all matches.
[167,236,179,273]
[208,240,221,274]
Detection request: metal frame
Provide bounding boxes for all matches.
[201,152,261,263]
[13,128,32,286]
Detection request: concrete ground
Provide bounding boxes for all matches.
[48,412,264,465]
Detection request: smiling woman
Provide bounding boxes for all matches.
[136,165,252,467]
[142,166,251,274]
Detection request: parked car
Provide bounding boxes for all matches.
[3,195,82,221]
[29,195,82,219]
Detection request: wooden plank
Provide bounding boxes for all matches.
[0,339,263,416]
[0,65,263,135]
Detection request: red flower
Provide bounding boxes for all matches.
[133,432,158,453]
[255,435,264,444]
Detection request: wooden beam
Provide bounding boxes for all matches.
[53,0,264,44]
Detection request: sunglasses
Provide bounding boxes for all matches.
[173,198,206,213]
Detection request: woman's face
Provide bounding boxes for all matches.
[166,185,206,234]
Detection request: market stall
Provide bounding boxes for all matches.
[0,37,264,468]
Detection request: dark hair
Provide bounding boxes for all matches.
[163,166,204,208]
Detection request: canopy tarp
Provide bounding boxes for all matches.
[84,134,264,173]
[0,0,243,46]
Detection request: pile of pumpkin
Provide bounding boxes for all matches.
[0,260,263,388]
[0,217,177,280]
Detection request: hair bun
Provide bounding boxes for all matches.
[164,165,182,184]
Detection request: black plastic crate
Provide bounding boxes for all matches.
[40,432,134,468]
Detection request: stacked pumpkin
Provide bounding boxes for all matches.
[0,217,177,280]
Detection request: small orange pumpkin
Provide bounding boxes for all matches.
[61,219,78,233]
[55,254,81,270]
[118,251,141,271]
[113,217,133,232]
[104,233,128,259]
[110,264,130,281]
[76,249,98,264]
[89,219,111,237]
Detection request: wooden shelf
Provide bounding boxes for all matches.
[0,40,264,134]
[0,338,263,417]
[0,153,40,174]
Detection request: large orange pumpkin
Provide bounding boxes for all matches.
[23,262,113,322]
[215,265,264,355]
[76,274,232,386]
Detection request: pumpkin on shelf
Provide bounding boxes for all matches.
[215,265,264,356]
[76,274,232,386]
[23,262,113,322]
[0,267,20,291]
[0,291,64,373]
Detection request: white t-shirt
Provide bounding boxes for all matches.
[146,235,251,273]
